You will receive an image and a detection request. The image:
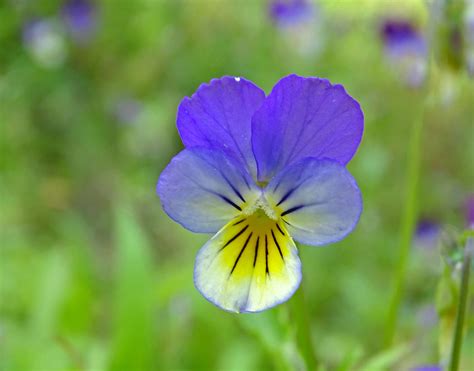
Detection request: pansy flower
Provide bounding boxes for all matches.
[157,75,363,313]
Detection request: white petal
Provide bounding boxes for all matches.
[194,214,302,313]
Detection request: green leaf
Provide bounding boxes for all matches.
[359,344,409,371]
[108,205,155,370]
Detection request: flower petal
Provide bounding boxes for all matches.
[265,158,362,246]
[157,148,260,233]
[252,74,364,182]
[177,76,266,178]
[194,215,302,312]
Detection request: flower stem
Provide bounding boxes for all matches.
[384,103,425,348]
[449,238,472,371]
[290,279,318,370]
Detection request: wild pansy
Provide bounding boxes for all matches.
[381,19,427,88]
[157,75,363,313]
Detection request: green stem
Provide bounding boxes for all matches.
[290,279,318,370]
[449,238,472,371]
[384,103,425,348]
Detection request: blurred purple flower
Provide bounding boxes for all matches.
[382,20,427,55]
[268,0,323,57]
[381,19,427,88]
[269,0,313,28]
[465,196,474,228]
[62,0,97,42]
[414,218,440,249]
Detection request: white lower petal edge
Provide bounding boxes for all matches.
[193,215,302,313]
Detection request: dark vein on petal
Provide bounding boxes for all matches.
[276,187,296,206]
[220,225,248,251]
[228,181,246,203]
[233,219,245,226]
[219,195,242,211]
[276,223,285,236]
[265,234,270,276]
[282,218,293,226]
[229,232,253,276]
[271,229,284,261]
[253,236,260,267]
[220,171,246,203]
[281,205,305,217]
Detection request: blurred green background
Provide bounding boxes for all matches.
[1,0,473,370]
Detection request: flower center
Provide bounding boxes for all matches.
[242,194,278,220]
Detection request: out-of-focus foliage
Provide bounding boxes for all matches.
[0,0,473,370]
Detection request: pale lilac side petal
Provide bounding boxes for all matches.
[252,74,364,182]
[265,158,362,246]
[157,148,260,233]
[177,76,266,178]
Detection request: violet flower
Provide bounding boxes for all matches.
[157,75,363,312]
[381,19,427,88]
[62,0,97,42]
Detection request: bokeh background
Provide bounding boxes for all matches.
[1,0,473,370]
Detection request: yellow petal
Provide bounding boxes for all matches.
[194,212,302,312]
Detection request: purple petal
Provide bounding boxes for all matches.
[157,148,260,233]
[265,158,362,246]
[252,75,364,182]
[177,77,266,179]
